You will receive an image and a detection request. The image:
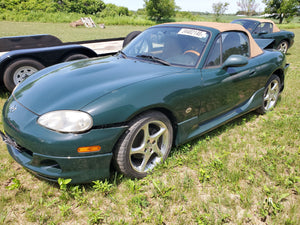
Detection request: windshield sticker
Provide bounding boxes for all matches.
[178,28,208,38]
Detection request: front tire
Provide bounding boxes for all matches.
[3,58,45,92]
[114,111,173,179]
[257,75,281,114]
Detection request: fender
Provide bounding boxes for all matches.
[0,44,97,68]
[0,45,98,81]
[0,34,63,52]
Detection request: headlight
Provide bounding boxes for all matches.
[37,110,93,133]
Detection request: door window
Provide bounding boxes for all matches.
[253,22,273,34]
[205,32,249,67]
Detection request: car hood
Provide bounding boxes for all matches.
[13,56,185,115]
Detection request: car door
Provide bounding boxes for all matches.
[198,31,258,123]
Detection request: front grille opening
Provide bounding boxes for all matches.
[40,160,62,173]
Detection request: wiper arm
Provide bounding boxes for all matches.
[118,50,127,59]
[136,54,171,66]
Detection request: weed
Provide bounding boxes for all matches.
[92,179,114,196]
[129,194,150,209]
[6,178,21,190]
[58,178,72,200]
[58,178,72,191]
[152,180,174,200]
[88,210,107,224]
[125,179,142,194]
[198,169,210,183]
[58,204,72,217]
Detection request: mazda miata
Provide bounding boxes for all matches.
[231,18,295,53]
[1,22,289,183]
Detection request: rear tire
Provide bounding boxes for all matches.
[123,31,141,47]
[257,75,281,114]
[276,40,289,54]
[114,111,173,179]
[3,58,45,92]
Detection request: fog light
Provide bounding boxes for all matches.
[77,145,101,153]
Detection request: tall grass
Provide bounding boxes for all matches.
[0,10,155,26]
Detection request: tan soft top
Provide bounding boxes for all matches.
[244,18,281,33]
[166,22,263,58]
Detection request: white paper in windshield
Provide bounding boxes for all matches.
[178,28,208,39]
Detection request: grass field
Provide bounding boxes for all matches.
[0,21,149,42]
[0,23,299,224]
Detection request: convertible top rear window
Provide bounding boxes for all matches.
[232,19,259,33]
[123,27,210,67]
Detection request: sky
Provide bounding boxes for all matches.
[103,0,266,14]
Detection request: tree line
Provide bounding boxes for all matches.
[0,0,129,16]
[0,0,299,24]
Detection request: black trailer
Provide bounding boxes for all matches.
[0,34,125,92]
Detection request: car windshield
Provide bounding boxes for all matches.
[232,20,259,33]
[123,26,210,67]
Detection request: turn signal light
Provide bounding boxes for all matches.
[77,145,101,153]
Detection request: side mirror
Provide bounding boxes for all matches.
[222,55,248,69]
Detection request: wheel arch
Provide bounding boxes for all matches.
[129,107,179,145]
[272,68,285,91]
[109,106,179,151]
[282,38,290,46]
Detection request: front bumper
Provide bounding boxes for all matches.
[4,138,112,183]
[1,97,127,184]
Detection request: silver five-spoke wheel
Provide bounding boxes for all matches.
[257,75,281,114]
[114,111,173,178]
[276,40,289,54]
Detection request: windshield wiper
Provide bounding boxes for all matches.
[136,54,171,66]
[118,50,127,59]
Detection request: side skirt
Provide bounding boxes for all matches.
[175,88,264,145]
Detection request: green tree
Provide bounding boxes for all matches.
[237,0,259,16]
[99,3,130,17]
[0,0,106,14]
[144,0,177,21]
[59,0,105,14]
[263,0,299,24]
[212,2,229,21]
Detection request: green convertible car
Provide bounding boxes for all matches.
[231,18,295,53]
[1,22,289,183]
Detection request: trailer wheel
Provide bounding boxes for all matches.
[123,31,142,47]
[63,54,89,62]
[4,58,45,92]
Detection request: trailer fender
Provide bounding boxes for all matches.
[0,45,97,91]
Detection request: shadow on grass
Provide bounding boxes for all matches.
[169,110,260,157]
[0,84,10,98]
